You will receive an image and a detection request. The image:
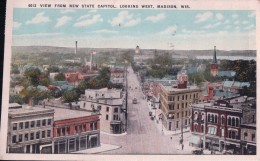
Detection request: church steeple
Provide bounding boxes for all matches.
[210,46,218,77]
[212,46,217,64]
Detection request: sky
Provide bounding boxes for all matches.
[12,9,256,50]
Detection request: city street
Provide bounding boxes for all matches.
[100,66,192,154]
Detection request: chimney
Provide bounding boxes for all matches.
[75,41,77,55]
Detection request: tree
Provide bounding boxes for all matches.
[62,90,79,103]
[9,95,24,104]
[48,66,60,73]
[54,73,65,81]
[24,67,41,86]
[39,78,51,87]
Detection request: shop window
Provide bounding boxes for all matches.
[13,123,17,131]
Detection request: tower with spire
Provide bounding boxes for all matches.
[210,46,218,77]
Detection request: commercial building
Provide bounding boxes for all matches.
[80,88,126,134]
[7,104,54,153]
[159,68,202,131]
[50,106,100,154]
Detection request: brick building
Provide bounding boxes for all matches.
[50,106,100,154]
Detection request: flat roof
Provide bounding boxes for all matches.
[162,85,200,93]
[9,105,54,116]
[46,106,94,121]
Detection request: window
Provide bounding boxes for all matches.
[201,113,205,121]
[31,121,35,128]
[182,95,184,100]
[232,118,235,127]
[228,131,237,139]
[42,131,46,138]
[12,135,16,143]
[235,118,239,127]
[244,132,248,140]
[13,123,17,131]
[176,121,179,128]
[90,123,93,130]
[42,119,46,126]
[36,131,40,139]
[36,120,41,127]
[185,119,187,125]
[30,132,34,140]
[113,115,119,120]
[47,130,51,137]
[186,95,188,100]
[221,129,225,137]
[178,96,179,101]
[19,122,23,130]
[74,126,78,134]
[62,128,65,136]
[94,122,97,130]
[211,114,214,123]
[66,127,70,135]
[194,124,198,132]
[106,114,109,120]
[18,134,23,142]
[208,126,217,135]
[48,119,52,125]
[182,103,184,108]
[177,104,179,109]
[83,102,86,108]
[221,116,225,125]
[201,125,204,133]
[185,111,187,116]
[228,117,231,125]
[252,134,256,141]
[182,112,184,117]
[186,102,188,108]
[25,122,29,129]
[106,107,109,112]
[177,113,179,119]
[57,128,61,136]
[24,133,28,141]
[207,114,210,122]
[215,115,218,124]
[194,112,198,121]
[114,108,118,113]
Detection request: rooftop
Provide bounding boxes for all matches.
[46,106,94,121]
[9,105,54,116]
[162,84,200,93]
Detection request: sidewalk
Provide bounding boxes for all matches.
[100,131,127,136]
[71,143,121,154]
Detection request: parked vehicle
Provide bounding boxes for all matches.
[192,149,204,155]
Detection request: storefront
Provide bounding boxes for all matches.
[205,137,219,151]
[189,135,202,148]
[110,121,121,134]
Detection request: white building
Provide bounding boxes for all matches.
[79,88,126,134]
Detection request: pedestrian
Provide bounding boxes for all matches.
[182,144,184,150]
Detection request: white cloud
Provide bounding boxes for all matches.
[13,21,21,29]
[225,25,231,29]
[242,21,249,25]
[109,11,140,27]
[248,11,256,18]
[203,22,221,29]
[93,29,118,34]
[124,18,141,27]
[181,29,205,34]
[232,14,238,19]
[224,20,230,24]
[234,20,240,25]
[194,12,213,23]
[216,13,223,20]
[159,26,177,35]
[74,14,103,27]
[55,16,72,28]
[77,14,91,21]
[235,26,240,30]
[145,13,165,23]
[244,24,255,30]
[14,32,62,37]
[60,9,76,14]
[26,12,50,24]
[88,9,97,13]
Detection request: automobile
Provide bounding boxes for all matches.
[149,111,152,116]
[132,98,137,104]
[192,149,203,155]
[150,116,154,120]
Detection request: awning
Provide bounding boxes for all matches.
[189,135,201,145]
[89,134,98,140]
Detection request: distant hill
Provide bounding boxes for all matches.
[12,46,256,57]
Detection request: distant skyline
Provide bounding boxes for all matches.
[13,9,256,50]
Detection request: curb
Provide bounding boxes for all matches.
[92,145,122,154]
